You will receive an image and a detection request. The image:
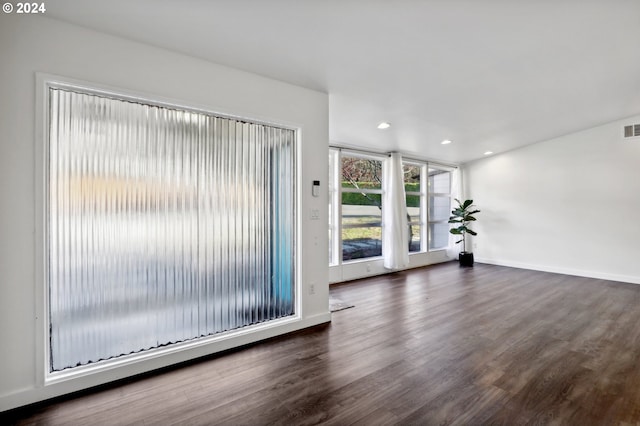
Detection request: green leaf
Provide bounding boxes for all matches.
[449,229,462,235]
[462,199,473,209]
[468,209,480,215]
[467,229,477,236]
[464,216,477,221]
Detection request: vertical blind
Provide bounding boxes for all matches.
[47,88,295,372]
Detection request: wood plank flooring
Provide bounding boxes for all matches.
[5,262,640,425]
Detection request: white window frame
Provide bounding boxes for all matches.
[329,148,458,267]
[427,164,455,252]
[35,73,304,386]
[403,160,428,254]
[328,148,340,266]
[331,149,387,265]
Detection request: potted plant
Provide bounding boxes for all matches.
[448,199,480,266]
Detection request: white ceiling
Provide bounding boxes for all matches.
[45,0,640,164]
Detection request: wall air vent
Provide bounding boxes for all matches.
[623,124,640,138]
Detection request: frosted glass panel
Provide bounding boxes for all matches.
[47,88,295,372]
[429,222,450,250]
[429,195,451,222]
[428,168,451,194]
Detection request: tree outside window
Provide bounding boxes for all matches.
[340,155,383,261]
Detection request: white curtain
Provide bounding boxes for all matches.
[446,167,461,259]
[382,152,409,270]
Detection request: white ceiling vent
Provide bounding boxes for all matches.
[624,124,640,139]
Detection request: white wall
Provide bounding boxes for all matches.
[463,115,640,284]
[0,15,329,411]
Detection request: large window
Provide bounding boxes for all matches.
[340,153,384,261]
[427,166,453,250]
[403,162,425,253]
[329,148,455,267]
[47,86,296,372]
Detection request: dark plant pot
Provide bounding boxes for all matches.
[459,252,474,267]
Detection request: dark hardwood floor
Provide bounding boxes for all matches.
[5,262,640,425]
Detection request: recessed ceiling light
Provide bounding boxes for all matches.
[441,139,452,145]
[377,122,391,129]
[484,151,493,156]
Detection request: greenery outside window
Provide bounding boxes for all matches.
[339,152,385,262]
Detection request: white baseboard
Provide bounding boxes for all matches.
[475,257,640,285]
[330,251,453,284]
